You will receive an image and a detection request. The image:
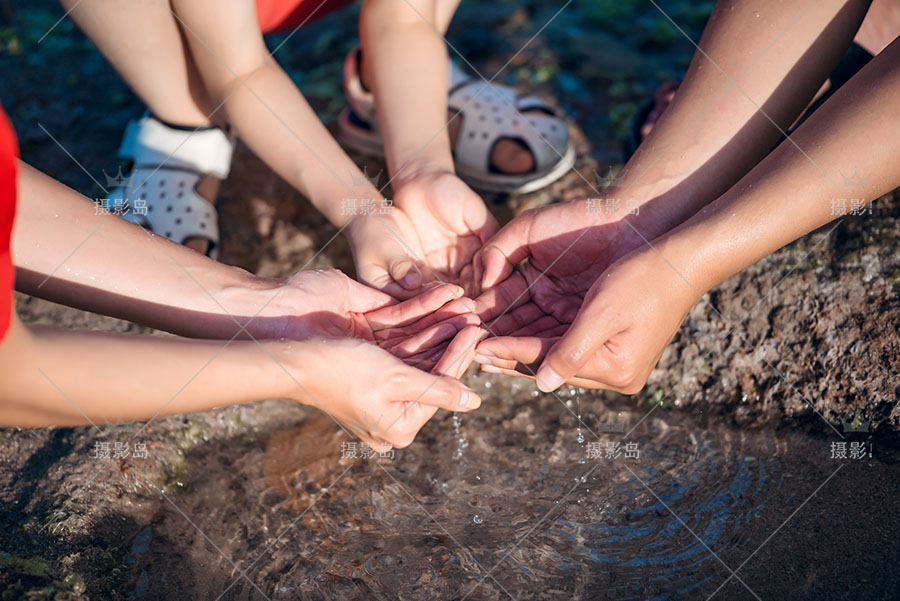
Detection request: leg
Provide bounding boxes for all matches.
[61,0,225,253]
[358,0,539,175]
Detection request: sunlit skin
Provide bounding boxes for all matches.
[2,164,481,447]
[58,0,519,298]
[473,20,900,394]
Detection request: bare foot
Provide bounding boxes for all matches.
[446,108,540,174]
[184,173,220,255]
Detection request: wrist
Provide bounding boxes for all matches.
[208,270,304,340]
[389,157,456,194]
[263,338,316,403]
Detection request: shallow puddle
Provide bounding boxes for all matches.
[134,377,900,600]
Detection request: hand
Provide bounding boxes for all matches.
[244,270,478,371]
[286,337,482,448]
[475,246,701,393]
[393,169,498,296]
[345,209,431,299]
[473,198,651,341]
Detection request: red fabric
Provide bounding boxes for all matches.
[0,103,17,343]
[256,0,355,34]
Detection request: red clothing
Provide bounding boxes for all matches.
[0,103,17,342]
[256,0,354,33]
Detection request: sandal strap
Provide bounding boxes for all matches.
[343,49,377,128]
[119,116,235,180]
[114,166,220,257]
[448,80,569,174]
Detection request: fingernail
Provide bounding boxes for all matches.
[476,348,495,358]
[473,353,492,364]
[481,364,502,374]
[460,389,471,409]
[535,365,564,393]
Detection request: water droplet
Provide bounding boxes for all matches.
[578,458,586,465]
[473,514,483,525]
[475,474,481,481]
[577,433,585,444]
[452,414,467,459]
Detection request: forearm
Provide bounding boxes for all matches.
[655,37,899,294]
[12,163,285,340]
[218,61,383,225]
[615,0,871,234]
[360,0,454,182]
[0,317,299,427]
[167,0,381,227]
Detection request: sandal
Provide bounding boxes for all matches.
[108,114,234,258]
[339,49,575,194]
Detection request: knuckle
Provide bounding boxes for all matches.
[607,368,634,390]
[391,431,415,449]
[388,371,410,390]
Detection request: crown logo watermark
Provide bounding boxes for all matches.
[593,165,625,190]
[102,166,128,189]
[840,169,871,188]
[348,165,383,189]
[842,418,871,433]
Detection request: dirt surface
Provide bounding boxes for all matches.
[1,0,899,599]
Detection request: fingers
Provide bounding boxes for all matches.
[357,264,419,300]
[478,364,606,390]
[389,320,465,358]
[390,362,481,413]
[475,335,554,374]
[388,257,424,290]
[474,271,530,324]
[366,282,464,329]
[535,299,621,393]
[474,213,533,290]
[380,402,439,449]
[434,325,485,379]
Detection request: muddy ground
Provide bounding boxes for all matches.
[1,0,898,599]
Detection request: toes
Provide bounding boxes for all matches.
[492,139,535,174]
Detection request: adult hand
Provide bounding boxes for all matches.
[244,270,478,371]
[473,198,655,339]
[475,245,701,393]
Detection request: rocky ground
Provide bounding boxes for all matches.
[1,0,898,599]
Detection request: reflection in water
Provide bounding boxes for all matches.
[254,388,812,600]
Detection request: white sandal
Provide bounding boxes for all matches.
[339,50,575,194]
[108,115,234,258]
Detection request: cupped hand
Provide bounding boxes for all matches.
[346,208,432,299]
[392,169,498,296]
[288,337,481,448]
[246,269,478,370]
[475,198,647,322]
[475,245,702,394]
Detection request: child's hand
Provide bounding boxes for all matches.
[345,209,432,299]
[393,170,498,297]
[285,338,481,448]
